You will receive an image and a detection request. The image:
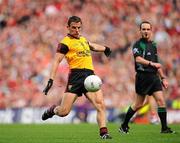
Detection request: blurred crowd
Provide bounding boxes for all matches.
[0,0,179,112]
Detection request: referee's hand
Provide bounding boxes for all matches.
[161,78,168,89]
[43,79,53,95]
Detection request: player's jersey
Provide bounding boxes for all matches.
[57,35,94,70]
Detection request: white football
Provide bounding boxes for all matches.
[84,75,102,92]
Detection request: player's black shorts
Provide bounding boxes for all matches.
[65,68,95,96]
[135,72,162,96]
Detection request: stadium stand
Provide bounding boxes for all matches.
[0,0,179,123]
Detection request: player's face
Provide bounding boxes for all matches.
[140,23,152,40]
[67,22,82,38]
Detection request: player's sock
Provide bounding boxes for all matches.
[99,127,112,139]
[122,106,136,126]
[157,107,167,130]
[100,127,108,136]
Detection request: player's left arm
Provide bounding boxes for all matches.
[88,42,111,57]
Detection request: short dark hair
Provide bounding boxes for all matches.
[67,16,82,26]
[139,21,152,30]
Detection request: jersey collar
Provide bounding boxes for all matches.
[140,38,152,43]
[67,34,80,39]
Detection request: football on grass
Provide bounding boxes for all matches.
[84,75,102,92]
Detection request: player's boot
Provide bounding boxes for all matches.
[119,124,130,134]
[42,105,56,120]
[100,133,112,139]
[161,127,175,134]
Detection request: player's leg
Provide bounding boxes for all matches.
[119,94,146,133]
[85,90,112,139]
[153,91,175,133]
[42,92,77,120]
[54,92,78,116]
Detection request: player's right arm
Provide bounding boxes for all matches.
[43,53,64,95]
[49,42,69,80]
[43,43,68,95]
[49,53,64,79]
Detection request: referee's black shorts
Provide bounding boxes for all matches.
[135,72,162,96]
[65,68,95,96]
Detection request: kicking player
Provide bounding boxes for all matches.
[42,16,112,139]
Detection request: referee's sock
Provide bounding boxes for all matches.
[122,106,136,126]
[157,107,167,130]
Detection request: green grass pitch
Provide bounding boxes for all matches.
[0,123,179,143]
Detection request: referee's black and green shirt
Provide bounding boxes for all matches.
[132,38,159,73]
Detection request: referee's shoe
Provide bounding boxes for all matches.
[161,127,176,134]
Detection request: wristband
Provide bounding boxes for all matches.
[104,46,111,57]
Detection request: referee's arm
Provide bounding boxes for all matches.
[135,56,161,69]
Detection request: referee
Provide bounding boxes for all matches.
[119,21,175,134]
[41,16,112,139]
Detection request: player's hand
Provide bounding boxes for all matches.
[43,79,53,95]
[104,47,112,57]
[161,78,168,89]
